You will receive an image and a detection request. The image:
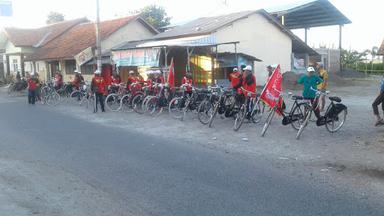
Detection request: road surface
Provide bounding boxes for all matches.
[0,95,383,215]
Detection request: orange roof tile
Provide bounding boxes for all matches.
[4,18,88,47]
[28,15,139,61]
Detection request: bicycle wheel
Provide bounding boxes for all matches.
[105,93,121,112]
[47,92,61,106]
[132,93,146,114]
[261,108,276,137]
[169,97,185,120]
[250,100,263,123]
[197,99,214,125]
[40,87,49,105]
[325,106,347,133]
[233,104,247,131]
[146,97,162,116]
[296,108,312,140]
[290,102,310,131]
[69,90,84,105]
[86,94,95,110]
[120,94,134,113]
[208,103,219,128]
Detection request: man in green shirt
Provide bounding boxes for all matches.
[298,66,323,120]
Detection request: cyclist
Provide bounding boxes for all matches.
[372,75,384,126]
[229,67,241,93]
[182,72,193,94]
[298,66,323,123]
[71,70,83,91]
[54,72,63,91]
[27,73,38,105]
[316,63,329,111]
[91,70,107,112]
[153,70,165,85]
[235,65,256,117]
[126,71,137,91]
[109,73,122,93]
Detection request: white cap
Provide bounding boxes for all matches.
[74,69,81,74]
[307,67,315,72]
[94,70,101,74]
[129,70,135,74]
[233,68,238,72]
[244,65,252,71]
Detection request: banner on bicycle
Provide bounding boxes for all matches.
[260,64,283,115]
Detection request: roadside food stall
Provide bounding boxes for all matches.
[111,35,261,87]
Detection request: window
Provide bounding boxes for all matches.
[12,59,18,72]
[81,64,95,75]
[37,62,40,72]
[65,60,77,74]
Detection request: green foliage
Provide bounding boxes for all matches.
[46,11,65,25]
[341,49,369,68]
[138,5,171,31]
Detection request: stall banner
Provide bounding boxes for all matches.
[113,48,160,67]
[260,64,283,114]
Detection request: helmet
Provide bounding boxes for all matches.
[244,65,252,71]
[307,67,315,72]
[94,70,101,74]
[129,70,135,74]
[233,68,238,72]
[74,69,81,74]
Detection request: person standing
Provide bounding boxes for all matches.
[229,68,241,93]
[91,70,106,112]
[27,73,37,105]
[372,76,384,126]
[298,67,323,123]
[316,63,329,111]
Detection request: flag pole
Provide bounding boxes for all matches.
[95,0,102,72]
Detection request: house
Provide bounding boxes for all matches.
[378,39,384,63]
[25,15,158,82]
[0,18,88,79]
[112,9,318,86]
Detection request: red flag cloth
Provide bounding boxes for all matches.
[167,58,175,88]
[260,65,283,114]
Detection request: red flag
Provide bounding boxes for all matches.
[167,58,175,88]
[260,65,283,114]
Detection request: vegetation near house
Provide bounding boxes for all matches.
[138,5,171,31]
[46,11,65,25]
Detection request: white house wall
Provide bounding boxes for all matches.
[214,13,292,85]
[101,20,156,53]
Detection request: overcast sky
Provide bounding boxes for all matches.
[0,0,382,52]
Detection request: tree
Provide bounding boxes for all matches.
[138,5,171,31]
[341,49,369,69]
[46,11,65,25]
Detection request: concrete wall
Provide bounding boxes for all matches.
[314,48,341,73]
[214,13,292,85]
[101,20,156,53]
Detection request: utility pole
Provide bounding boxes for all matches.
[95,0,102,72]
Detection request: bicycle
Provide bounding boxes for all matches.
[105,83,127,112]
[169,86,208,120]
[40,82,61,106]
[120,82,143,113]
[233,88,264,131]
[260,92,311,137]
[296,89,347,139]
[145,84,173,116]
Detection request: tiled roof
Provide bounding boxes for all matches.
[379,39,384,55]
[4,18,88,47]
[28,15,139,61]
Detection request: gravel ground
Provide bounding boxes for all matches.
[1,76,384,214]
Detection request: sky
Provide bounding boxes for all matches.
[0,0,382,52]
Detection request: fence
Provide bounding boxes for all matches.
[344,63,384,75]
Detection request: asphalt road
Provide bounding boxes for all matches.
[0,96,383,216]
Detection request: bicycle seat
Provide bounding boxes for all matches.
[292,95,304,100]
[329,96,341,103]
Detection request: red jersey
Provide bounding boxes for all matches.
[229,72,241,88]
[111,76,121,85]
[182,76,193,92]
[28,78,37,91]
[72,76,81,89]
[127,76,137,91]
[153,76,165,84]
[92,76,107,94]
[241,73,256,97]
